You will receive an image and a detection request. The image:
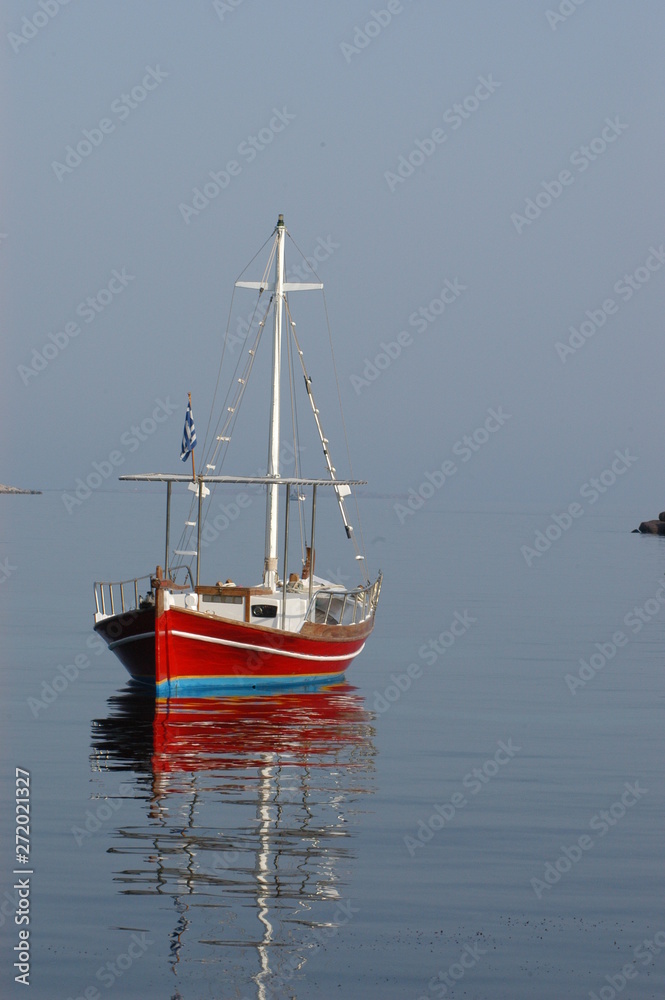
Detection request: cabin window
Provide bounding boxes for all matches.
[251,604,277,618]
[202,594,242,604]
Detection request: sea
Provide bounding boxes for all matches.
[1,492,663,1000]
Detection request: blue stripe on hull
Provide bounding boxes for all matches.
[156,671,345,697]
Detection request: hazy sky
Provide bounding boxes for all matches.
[4,0,665,513]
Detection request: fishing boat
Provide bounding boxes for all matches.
[93,215,382,696]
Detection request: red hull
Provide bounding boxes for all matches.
[95,604,372,696]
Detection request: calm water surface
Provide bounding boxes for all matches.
[1,494,663,998]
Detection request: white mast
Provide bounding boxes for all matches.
[263,215,285,589]
[235,215,323,591]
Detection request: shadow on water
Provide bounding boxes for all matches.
[90,682,376,998]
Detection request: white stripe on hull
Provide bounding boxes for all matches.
[108,631,156,650]
[171,629,364,662]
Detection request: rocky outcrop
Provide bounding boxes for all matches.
[0,484,41,494]
[635,512,665,534]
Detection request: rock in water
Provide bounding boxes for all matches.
[638,520,665,535]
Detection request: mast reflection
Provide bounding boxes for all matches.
[91,682,375,998]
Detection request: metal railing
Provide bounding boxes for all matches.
[305,573,382,626]
[93,566,194,618]
[93,575,151,618]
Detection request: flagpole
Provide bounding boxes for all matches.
[181,393,200,585]
[188,392,196,482]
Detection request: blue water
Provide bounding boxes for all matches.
[1,494,663,998]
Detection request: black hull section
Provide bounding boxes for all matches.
[94,607,156,682]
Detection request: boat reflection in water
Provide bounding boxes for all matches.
[91,681,375,997]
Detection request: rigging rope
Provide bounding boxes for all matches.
[171,232,277,569]
[199,229,274,462]
[172,312,269,562]
[283,297,368,581]
[322,287,369,573]
[284,232,369,573]
[170,225,371,586]
[285,297,307,565]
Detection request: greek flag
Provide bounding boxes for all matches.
[180,401,197,461]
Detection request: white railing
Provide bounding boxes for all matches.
[93,566,194,617]
[93,575,152,618]
[305,573,382,626]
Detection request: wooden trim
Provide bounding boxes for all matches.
[299,617,375,642]
[195,585,271,597]
[152,575,189,591]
